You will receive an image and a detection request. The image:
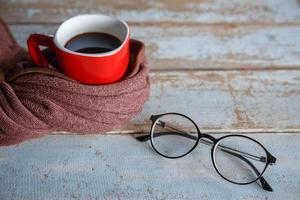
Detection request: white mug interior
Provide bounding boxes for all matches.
[54,14,129,56]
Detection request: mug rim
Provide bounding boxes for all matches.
[53,14,130,57]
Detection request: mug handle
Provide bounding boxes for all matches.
[27,33,55,68]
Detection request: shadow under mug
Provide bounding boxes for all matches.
[27,14,130,84]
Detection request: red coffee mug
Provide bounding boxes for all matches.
[27,14,130,84]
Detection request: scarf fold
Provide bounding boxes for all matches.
[0,18,150,146]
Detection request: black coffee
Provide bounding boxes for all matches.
[65,32,121,54]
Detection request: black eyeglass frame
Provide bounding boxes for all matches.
[136,112,277,192]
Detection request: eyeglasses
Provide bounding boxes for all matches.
[136,113,277,192]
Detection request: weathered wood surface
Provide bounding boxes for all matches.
[10,24,300,70]
[1,0,300,199]
[1,0,300,24]
[106,70,300,133]
[0,134,299,200]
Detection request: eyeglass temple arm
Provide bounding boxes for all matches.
[136,121,197,141]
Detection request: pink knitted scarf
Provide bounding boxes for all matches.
[0,19,150,146]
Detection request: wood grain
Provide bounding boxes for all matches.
[1,0,300,24]
[10,24,300,70]
[115,70,300,133]
[0,134,299,200]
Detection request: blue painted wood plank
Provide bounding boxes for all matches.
[0,134,299,200]
[10,24,300,71]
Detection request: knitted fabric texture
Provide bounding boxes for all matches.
[0,19,150,146]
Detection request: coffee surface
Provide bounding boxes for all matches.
[65,32,122,54]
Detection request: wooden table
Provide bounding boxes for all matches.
[1,0,300,199]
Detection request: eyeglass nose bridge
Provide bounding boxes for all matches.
[200,133,217,144]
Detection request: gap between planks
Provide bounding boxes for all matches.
[2,0,300,25]
[7,21,300,27]
[51,129,300,136]
[151,67,300,72]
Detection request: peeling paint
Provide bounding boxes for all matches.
[2,0,300,24]
[232,107,256,128]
